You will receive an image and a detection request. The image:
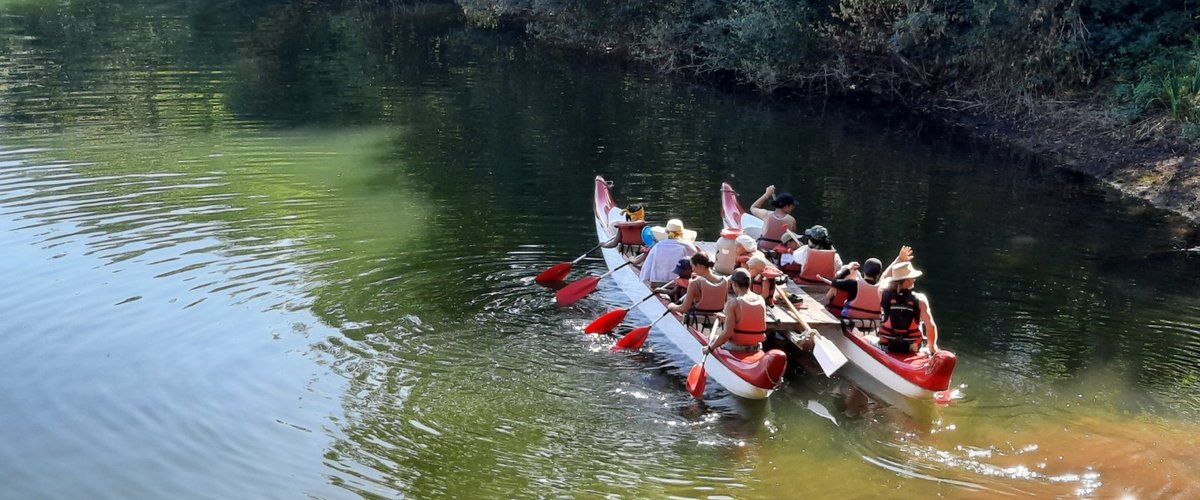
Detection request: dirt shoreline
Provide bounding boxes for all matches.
[906,94,1200,225]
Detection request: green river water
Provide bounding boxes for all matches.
[0,1,1197,498]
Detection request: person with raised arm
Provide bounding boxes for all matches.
[749,185,796,251]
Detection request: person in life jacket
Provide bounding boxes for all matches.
[745,256,785,307]
[820,246,914,319]
[668,252,730,331]
[638,218,697,285]
[733,234,767,270]
[654,258,693,304]
[877,261,940,354]
[749,185,797,251]
[775,230,804,275]
[703,269,767,353]
[786,225,843,286]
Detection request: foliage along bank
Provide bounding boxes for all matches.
[455,0,1200,221]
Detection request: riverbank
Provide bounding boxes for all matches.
[455,1,1200,226]
[911,93,1200,225]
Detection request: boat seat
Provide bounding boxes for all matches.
[841,318,880,333]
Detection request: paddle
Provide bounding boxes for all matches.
[535,242,605,285]
[612,310,671,350]
[686,351,709,398]
[554,261,633,306]
[775,285,847,377]
[584,292,659,334]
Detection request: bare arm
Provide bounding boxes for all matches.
[880,245,914,280]
[749,185,774,219]
[916,292,938,353]
[705,298,739,353]
[669,280,700,313]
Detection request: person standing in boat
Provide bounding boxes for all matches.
[669,252,729,331]
[703,269,766,353]
[638,218,697,285]
[877,261,940,354]
[750,185,797,251]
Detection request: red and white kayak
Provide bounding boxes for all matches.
[594,177,787,399]
[719,182,957,399]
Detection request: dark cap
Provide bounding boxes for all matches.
[862,258,883,278]
[804,225,829,241]
[673,258,693,275]
[773,193,795,208]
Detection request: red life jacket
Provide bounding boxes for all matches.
[826,288,849,316]
[730,295,767,346]
[750,268,783,305]
[796,249,837,285]
[842,279,882,320]
[757,213,790,250]
[879,289,922,347]
[614,220,648,245]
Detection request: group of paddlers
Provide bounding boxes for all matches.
[605,185,940,356]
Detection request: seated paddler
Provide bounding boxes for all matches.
[786,225,843,286]
[638,218,697,286]
[820,245,913,325]
[877,261,939,354]
[749,185,797,251]
[668,252,729,331]
[702,269,767,354]
[654,258,693,304]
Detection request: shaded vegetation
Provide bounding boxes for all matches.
[456,0,1200,141]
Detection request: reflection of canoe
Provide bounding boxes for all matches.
[719,182,957,399]
[593,176,787,399]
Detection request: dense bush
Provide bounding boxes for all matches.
[456,0,1199,129]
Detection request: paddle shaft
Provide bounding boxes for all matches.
[571,242,606,264]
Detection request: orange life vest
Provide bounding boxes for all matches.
[750,267,783,305]
[690,276,729,315]
[796,249,837,285]
[757,213,790,250]
[730,295,767,346]
[842,279,882,320]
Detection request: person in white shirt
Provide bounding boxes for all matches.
[639,218,697,285]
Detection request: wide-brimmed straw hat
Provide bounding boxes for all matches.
[650,218,697,243]
[781,229,802,245]
[889,262,924,281]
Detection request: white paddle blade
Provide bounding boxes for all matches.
[806,400,839,426]
[813,335,848,377]
[739,213,763,239]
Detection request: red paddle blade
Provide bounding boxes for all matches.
[612,326,650,349]
[584,308,628,334]
[535,262,572,285]
[555,276,600,306]
[686,363,707,398]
